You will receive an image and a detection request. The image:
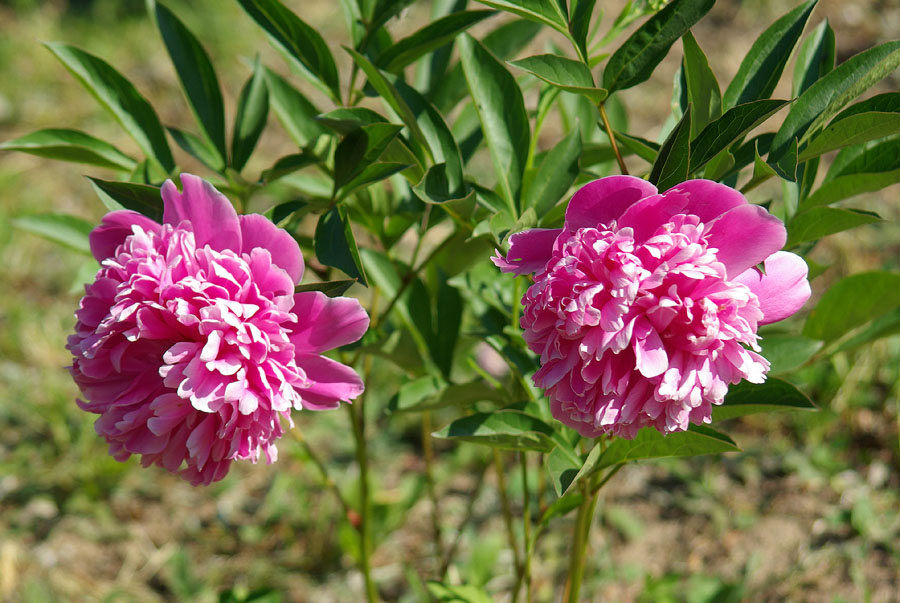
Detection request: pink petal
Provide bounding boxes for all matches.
[491,228,562,275]
[734,251,811,324]
[89,210,161,262]
[239,214,304,284]
[657,179,747,222]
[290,291,370,354]
[705,204,787,277]
[162,174,241,252]
[565,175,658,231]
[297,354,365,409]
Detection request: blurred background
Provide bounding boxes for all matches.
[0,0,899,600]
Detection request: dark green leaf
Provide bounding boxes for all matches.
[44,42,174,172]
[376,10,495,72]
[294,279,357,297]
[740,139,777,192]
[595,424,739,470]
[613,130,660,163]
[770,136,798,182]
[792,19,835,97]
[314,205,367,285]
[568,0,597,63]
[457,33,529,212]
[337,162,410,201]
[508,54,608,103]
[237,0,341,101]
[690,99,788,173]
[760,334,823,375]
[369,0,416,32]
[826,136,900,181]
[803,271,900,342]
[830,91,900,122]
[433,409,558,452]
[12,213,94,255]
[802,168,900,209]
[787,207,881,247]
[0,128,136,171]
[524,129,581,218]
[87,178,163,221]
[602,0,715,93]
[650,104,691,191]
[153,1,226,163]
[167,126,225,172]
[681,31,721,137]
[711,378,816,421]
[315,107,388,135]
[433,277,462,378]
[723,0,817,109]
[391,378,504,413]
[770,41,900,163]
[799,111,900,162]
[260,152,318,183]
[475,0,568,33]
[414,163,473,204]
[546,445,582,497]
[333,123,403,191]
[263,67,328,146]
[231,59,269,171]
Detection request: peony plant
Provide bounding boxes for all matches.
[4,0,900,600]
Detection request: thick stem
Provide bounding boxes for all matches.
[422,411,444,569]
[599,103,629,175]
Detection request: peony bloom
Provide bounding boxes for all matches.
[68,174,369,484]
[493,177,810,439]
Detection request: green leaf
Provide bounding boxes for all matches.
[760,334,823,375]
[826,136,900,181]
[830,91,900,121]
[293,279,356,297]
[314,205,367,285]
[680,31,721,137]
[722,0,817,109]
[236,0,341,101]
[802,168,900,209]
[649,104,691,191]
[602,0,715,93]
[770,40,900,164]
[702,148,735,181]
[711,378,816,421]
[539,489,584,524]
[414,163,473,206]
[12,213,95,255]
[770,136,798,182]
[263,67,328,147]
[508,54,608,103]
[426,581,493,603]
[260,152,318,183]
[167,126,225,172]
[689,99,788,173]
[152,1,226,164]
[0,128,136,171]
[546,445,582,497]
[315,107,388,134]
[786,207,881,247]
[740,139,777,192]
[390,377,505,413]
[833,308,900,354]
[568,0,597,63]
[804,271,900,342]
[44,42,174,173]
[333,123,403,191]
[231,58,269,171]
[474,0,568,34]
[457,33,530,212]
[792,19,835,97]
[368,0,416,32]
[799,111,900,162]
[595,424,739,470]
[87,178,163,221]
[524,129,581,218]
[434,277,463,378]
[433,409,558,452]
[376,10,495,72]
[337,162,410,202]
[613,130,660,163]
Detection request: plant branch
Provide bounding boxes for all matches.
[599,103,628,175]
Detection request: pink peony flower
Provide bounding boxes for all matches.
[492,177,810,439]
[68,174,369,484]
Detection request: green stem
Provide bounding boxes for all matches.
[520,452,533,603]
[291,430,353,521]
[439,459,490,578]
[599,103,628,175]
[422,411,444,569]
[565,481,600,603]
[494,449,523,601]
[348,354,378,602]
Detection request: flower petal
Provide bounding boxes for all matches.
[162,174,241,252]
[491,228,561,275]
[705,204,787,277]
[658,179,747,223]
[239,214,304,284]
[290,291,370,354]
[297,354,365,409]
[564,175,657,231]
[89,210,161,262]
[734,251,811,324]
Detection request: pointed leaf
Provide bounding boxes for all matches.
[524,129,581,218]
[711,378,816,421]
[433,409,558,452]
[44,42,174,172]
[237,0,341,101]
[260,152,318,183]
[376,10,495,72]
[595,424,739,470]
[315,205,367,285]
[792,19,835,97]
[294,279,356,297]
[232,59,269,171]
[474,0,568,33]
[650,104,691,191]
[167,126,225,172]
[689,99,788,172]
[316,107,389,134]
[799,111,900,162]
[263,67,328,146]
[723,0,817,109]
[613,130,659,163]
[87,178,163,221]
[0,128,136,171]
[457,33,530,211]
[826,136,900,181]
[568,0,597,63]
[602,0,716,93]
[787,207,881,247]
[803,271,900,342]
[681,31,721,137]
[509,54,607,103]
[12,213,94,255]
[760,335,823,375]
[390,377,505,413]
[804,168,900,209]
[333,123,403,191]
[153,1,226,163]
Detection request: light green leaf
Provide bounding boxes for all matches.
[681,31,721,137]
[723,0,817,108]
[799,111,900,162]
[524,129,581,218]
[12,213,95,255]
[376,10,495,72]
[167,126,225,172]
[792,19,835,97]
[613,130,660,163]
[475,0,568,34]
[595,424,739,470]
[433,409,558,452]
[508,54,608,103]
[803,271,900,342]
[711,378,816,421]
[390,377,505,413]
[760,334,823,375]
[802,168,900,209]
[0,128,136,171]
[263,67,328,147]
[825,136,900,181]
[260,152,318,183]
[44,42,174,172]
[786,207,881,247]
[231,58,269,171]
